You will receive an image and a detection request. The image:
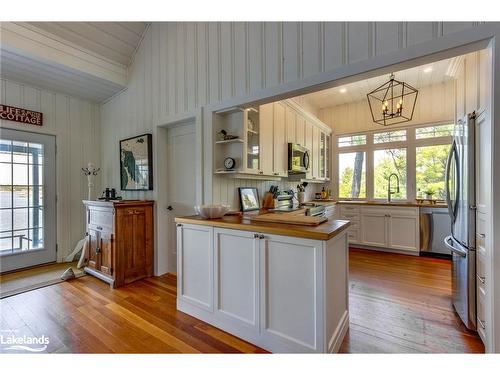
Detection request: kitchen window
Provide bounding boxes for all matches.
[335,123,452,201]
[338,134,366,148]
[373,148,407,199]
[338,152,366,199]
[416,124,454,139]
[374,129,406,144]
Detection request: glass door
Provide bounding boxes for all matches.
[0,128,56,272]
[245,108,260,172]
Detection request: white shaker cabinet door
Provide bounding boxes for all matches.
[360,210,388,248]
[259,233,324,352]
[387,211,419,252]
[259,103,274,175]
[214,228,260,330]
[273,102,288,177]
[177,224,214,311]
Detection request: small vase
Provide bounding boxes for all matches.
[426,194,432,200]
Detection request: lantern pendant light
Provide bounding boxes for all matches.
[367,73,418,126]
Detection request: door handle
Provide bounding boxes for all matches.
[444,235,467,257]
[167,205,173,211]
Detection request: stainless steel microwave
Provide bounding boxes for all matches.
[288,143,310,174]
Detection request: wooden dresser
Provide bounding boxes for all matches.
[82,200,154,288]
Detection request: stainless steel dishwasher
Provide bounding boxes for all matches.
[419,207,451,256]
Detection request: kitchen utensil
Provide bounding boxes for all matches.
[194,204,230,219]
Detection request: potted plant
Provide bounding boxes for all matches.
[424,188,435,200]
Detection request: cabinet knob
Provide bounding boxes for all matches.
[177,224,183,227]
[259,234,265,239]
[97,225,103,231]
[259,171,263,175]
[478,233,485,238]
[167,205,174,211]
[253,233,259,238]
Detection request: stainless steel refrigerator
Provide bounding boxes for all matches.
[444,112,476,330]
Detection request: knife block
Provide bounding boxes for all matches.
[262,192,276,209]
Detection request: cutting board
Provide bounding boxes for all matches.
[250,213,327,226]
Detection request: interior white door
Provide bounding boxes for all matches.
[0,128,56,272]
[167,123,197,273]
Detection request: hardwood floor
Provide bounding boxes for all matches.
[340,248,484,353]
[0,248,484,353]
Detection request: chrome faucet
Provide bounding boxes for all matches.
[387,173,400,202]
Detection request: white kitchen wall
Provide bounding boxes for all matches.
[100,22,480,205]
[318,81,455,134]
[0,79,101,261]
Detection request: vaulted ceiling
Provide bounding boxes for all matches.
[0,22,149,102]
[25,22,148,66]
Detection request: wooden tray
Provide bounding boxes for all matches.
[250,213,327,226]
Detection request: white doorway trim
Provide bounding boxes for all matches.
[154,108,204,276]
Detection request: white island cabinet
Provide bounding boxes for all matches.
[175,217,350,353]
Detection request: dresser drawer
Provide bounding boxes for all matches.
[88,208,114,232]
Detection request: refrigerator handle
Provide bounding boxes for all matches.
[445,140,458,223]
[444,139,460,224]
[444,235,467,257]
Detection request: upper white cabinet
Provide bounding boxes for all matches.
[296,115,305,146]
[259,103,274,176]
[286,105,297,144]
[213,100,331,181]
[312,126,320,180]
[273,102,288,177]
[304,121,314,179]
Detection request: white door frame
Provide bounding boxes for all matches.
[200,24,500,352]
[154,108,204,276]
[0,127,57,272]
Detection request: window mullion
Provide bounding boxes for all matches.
[407,127,417,201]
[366,133,374,200]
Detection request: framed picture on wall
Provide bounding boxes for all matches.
[120,133,153,190]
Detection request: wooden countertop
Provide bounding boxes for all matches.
[175,213,350,241]
[335,200,448,208]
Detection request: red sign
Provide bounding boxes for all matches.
[0,104,43,126]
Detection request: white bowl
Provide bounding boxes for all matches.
[194,204,230,219]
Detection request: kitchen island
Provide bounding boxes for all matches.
[174,214,351,353]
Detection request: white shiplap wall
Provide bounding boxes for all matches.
[318,81,456,135]
[0,79,101,261]
[100,22,479,204]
